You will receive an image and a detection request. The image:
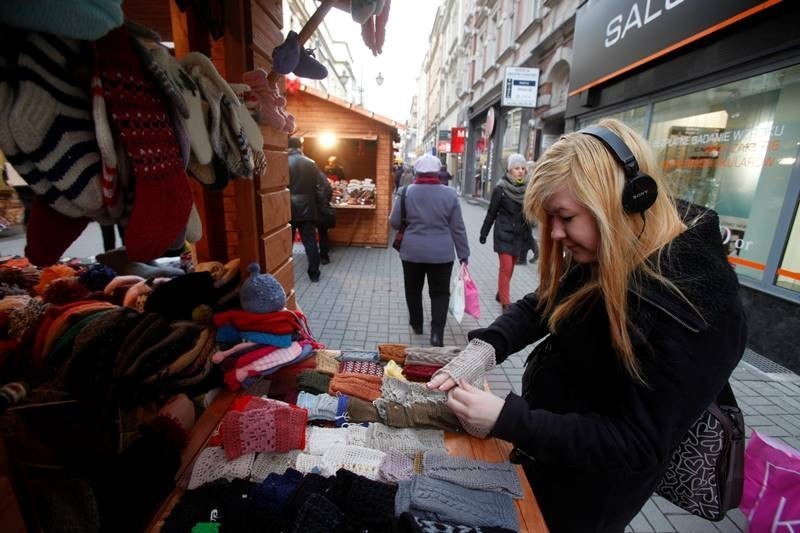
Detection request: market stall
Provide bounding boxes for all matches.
[286,85,399,247]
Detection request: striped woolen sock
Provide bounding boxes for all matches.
[8,33,104,216]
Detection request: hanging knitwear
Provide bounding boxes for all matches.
[422,450,523,499]
[95,26,193,261]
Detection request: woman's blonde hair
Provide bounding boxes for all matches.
[524,118,685,382]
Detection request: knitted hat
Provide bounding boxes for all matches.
[422,450,523,498]
[314,349,340,376]
[95,26,193,262]
[378,343,407,364]
[144,272,216,321]
[507,152,526,171]
[339,360,383,377]
[78,263,117,292]
[395,476,518,531]
[297,370,331,395]
[187,446,255,490]
[239,263,286,314]
[365,424,446,456]
[404,345,462,366]
[34,264,77,295]
[413,154,441,174]
[249,450,300,483]
[42,277,91,305]
[329,373,382,402]
[379,449,414,483]
[338,350,380,363]
[345,396,381,424]
[0,0,123,40]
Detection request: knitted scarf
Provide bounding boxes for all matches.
[495,173,528,204]
[414,173,442,185]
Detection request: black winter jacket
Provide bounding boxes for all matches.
[288,149,328,223]
[480,184,534,257]
[472,202,747,532]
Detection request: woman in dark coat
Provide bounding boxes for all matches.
[429,119,747,532]
[479,153,534,311]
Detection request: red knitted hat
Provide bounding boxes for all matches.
[94,27,192,261]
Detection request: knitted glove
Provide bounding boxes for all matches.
[297,370,331,394]
[381,377,446,406]
[291,493,343,533]
[284,472,333,519]
[366,423,446,456]
[314,349,341,375]
[304,426,348,455]
[337,350,380,363]
[346,396,381,424]
[250,450,300,482]
[404,345,462,366]
[188,446,255,490]
[251,468,304,513]
[377,343,406,363]
[479,235,487,244]
[339,359,383,376]
[379,449,414,483]
[383,401,463,433]
[320,445,386,480]
[422,450,523,498]
[432,339,496,385]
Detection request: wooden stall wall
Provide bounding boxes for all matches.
[286,91,396,247]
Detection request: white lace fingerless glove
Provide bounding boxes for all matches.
[432,338,496,384]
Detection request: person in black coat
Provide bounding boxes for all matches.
[288,137,330,282]
[429,119,747,532]
[479,153,534,311]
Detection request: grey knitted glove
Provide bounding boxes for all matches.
[432,338,496,385]
[422,450,523,498]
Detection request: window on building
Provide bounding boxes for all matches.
[502,108,523,164]
[648,64,800,285]
[576,106,648,137]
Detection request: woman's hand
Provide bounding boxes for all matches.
[446,380,505,434]
[427,372,457,391]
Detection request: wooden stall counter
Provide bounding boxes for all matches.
[332,203,378,247]
[147,391,548,532]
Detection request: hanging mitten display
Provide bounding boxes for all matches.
[95,26,193,262]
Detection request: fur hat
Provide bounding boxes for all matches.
[239,263,286,314]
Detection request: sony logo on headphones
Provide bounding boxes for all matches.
[605,0,687,48]
[632,190,648,200]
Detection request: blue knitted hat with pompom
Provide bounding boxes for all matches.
[239,262,286,314]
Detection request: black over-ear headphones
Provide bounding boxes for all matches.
[578,126,658,214]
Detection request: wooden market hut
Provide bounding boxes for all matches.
[286,85,400,247]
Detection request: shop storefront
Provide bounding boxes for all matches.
[567,0,800,370]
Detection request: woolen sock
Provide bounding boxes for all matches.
[25,195,90,267]
[96,26,192,262]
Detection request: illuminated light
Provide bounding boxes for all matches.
[319,133,337,149]
[778,158,796,165]
[161,41,175,49]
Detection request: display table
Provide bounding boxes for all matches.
[145,387,549,532]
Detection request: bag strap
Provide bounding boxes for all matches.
[399,185,408,227]
[716,381,737,408]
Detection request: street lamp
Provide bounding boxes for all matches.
[375,72,384,86]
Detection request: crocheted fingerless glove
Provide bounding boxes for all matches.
[432,339,495,384]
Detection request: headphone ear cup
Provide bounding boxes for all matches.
[622,173,658,213]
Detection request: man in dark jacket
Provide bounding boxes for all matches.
[288,137,330,282]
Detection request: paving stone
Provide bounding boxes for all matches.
[666,514,721,533]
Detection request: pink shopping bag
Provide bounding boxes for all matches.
[741,430,800,532]
[462,264,480,319]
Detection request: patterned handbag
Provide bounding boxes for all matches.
[655,382,746,521]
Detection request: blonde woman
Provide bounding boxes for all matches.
[429,119,746,532]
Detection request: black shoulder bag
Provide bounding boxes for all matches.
[656,382,745,521]
[392,186,408,251]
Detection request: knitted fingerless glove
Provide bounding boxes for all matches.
[432,338,495,384]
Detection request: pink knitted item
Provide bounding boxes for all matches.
[339,360,383,377]
[212,341,259,363]
[220,398,307,459]
[229,342,303,386]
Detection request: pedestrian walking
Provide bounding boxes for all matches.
[479,153,534,311]
[389,153,470,347]
[438,162,452,186]
[429,119,747,532]
[288,137,329,282]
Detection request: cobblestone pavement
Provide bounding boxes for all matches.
[293,196,800,532]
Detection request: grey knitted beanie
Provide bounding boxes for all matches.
[422,450,523,498]
[239,262,286,313]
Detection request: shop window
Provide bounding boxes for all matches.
[576,106,648,137]
[777,201,800,292]
[648,64,800,283]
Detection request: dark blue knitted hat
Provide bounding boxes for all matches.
[239,263,286,314]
